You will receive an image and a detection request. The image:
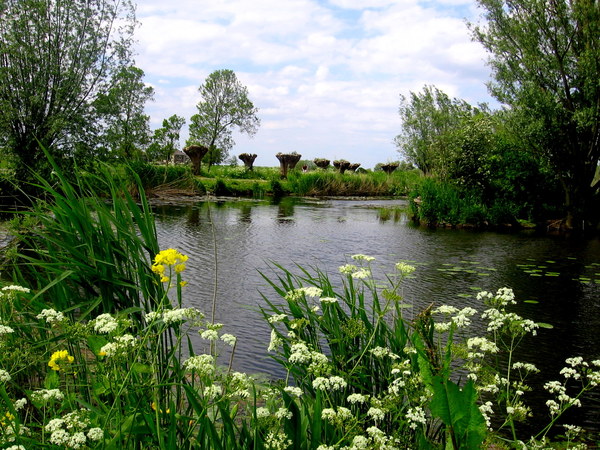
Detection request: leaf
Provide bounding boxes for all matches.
[44,370,59,390]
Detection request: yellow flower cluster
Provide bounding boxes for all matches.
[48,350,74,371]
[152,249,188,284]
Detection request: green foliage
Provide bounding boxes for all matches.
[470,0,600,228]
[188,69,261,169]
[6,152,164,316]
[395,85,478,176]
[128,161,194,190]
[147,114,186,164]
[0,0,136,183]
[93,66,154,161]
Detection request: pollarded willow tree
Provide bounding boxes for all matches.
[0,0,137,183]
[188,69,260,172]
[470,0,600,229]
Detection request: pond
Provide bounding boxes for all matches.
[154,196,600,434]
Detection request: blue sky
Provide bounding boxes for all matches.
[134,0,496,169]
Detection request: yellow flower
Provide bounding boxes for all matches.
[180,281,188,288]
[151,401,170,414]
[151,264,165,274]
[175,263,186,273]
[160,276,170,283]
[48,350,74,371]
[154,249,188,266]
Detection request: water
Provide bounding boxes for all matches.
[153,196,600,433]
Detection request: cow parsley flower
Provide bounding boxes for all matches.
[36,308,66,324]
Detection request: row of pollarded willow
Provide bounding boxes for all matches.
[183,148,398,178]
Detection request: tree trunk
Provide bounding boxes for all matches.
[183,145,209,175]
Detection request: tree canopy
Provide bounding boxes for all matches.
[0,0,136,182]
[470,0,600,229]
[188,69,260,170]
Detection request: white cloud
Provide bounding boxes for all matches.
[134,0,495,168]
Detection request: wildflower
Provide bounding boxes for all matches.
[339,263,357,274]
[87,428,104,441]
[1,285,30,294]
[512,362,540,373]
[351,268,370,279]
[320,296,338,304]
[256,407,270,418]
[162,307,201,325]
[0,324,14,335]
[347,393,368,404]
[220,333,237,346]
[200,329,219,340]
[14,398,27,411]
[99,334,136,357]
[268,313,287,323]
[31,388,64,403]
[351,254,375,262]
[284,386,303,397]
[367,407,385,422]
[268,329,283,352]
[434,305,459,315]
[175,263,186,273]
[467,337,499,354]
[479,401,494,428]
[264,430,291,450]
[395,262,416,275]
[36,308,66,324]
[312,376,347,391]
[204,384,222,400]
[275,407,293,420]
[183,354,215,376]
[0,368,11,382]
[406,406,427,429]
[48,350,75,371]
[351,435,370,449]
[154,248,188,266]
[93,313,119,334]
[289,342,312,364]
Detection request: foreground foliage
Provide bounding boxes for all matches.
[0,170,598,448]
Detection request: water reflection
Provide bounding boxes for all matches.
[153,197,600,432]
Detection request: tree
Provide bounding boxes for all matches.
[395,85,476,176]
[470,0,600,229]
[94,66,154,161]
[188,69,260,171]
[148,115,186,164]
[0,0,136,183]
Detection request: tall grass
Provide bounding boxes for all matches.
[286,169,421,196]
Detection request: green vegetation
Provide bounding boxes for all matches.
[1,169,598,448]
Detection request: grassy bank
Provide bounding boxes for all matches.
[0,162,598,448]
[124,162,421,198]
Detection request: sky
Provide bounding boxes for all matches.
[134,0,497,169]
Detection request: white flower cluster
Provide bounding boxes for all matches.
[395,262,416,276]
[183,354,215,377]
[347,393,368,404]
[264,430,292,450]
[433,305,477,331]
[466,337,499,359]
[100,334,136,357]
[146,307,202,326]
[367,406,386,422]
[44,410,102,449]
[31,388,64,404]
[36,308,66,325]
[320,297,338,304]
[268,313,287,323]
[203,384,222,400]
[283,386,303,398]
[339,264,357,274]
[321,406,352,424]
[312,376,347,391]
[268,329,283,352]
[477,287,516,307]
[285,286,323,301]
[479,401,494,428]
[0,323,14,335]
[0,368,11,382]
[370,346,399,359]
[1,285,30,296]
[405,406,427,429]
[512,362,540,373]
[351,254,376,262]
[93,313,119,334]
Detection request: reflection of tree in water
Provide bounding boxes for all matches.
[239,203,252,223]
